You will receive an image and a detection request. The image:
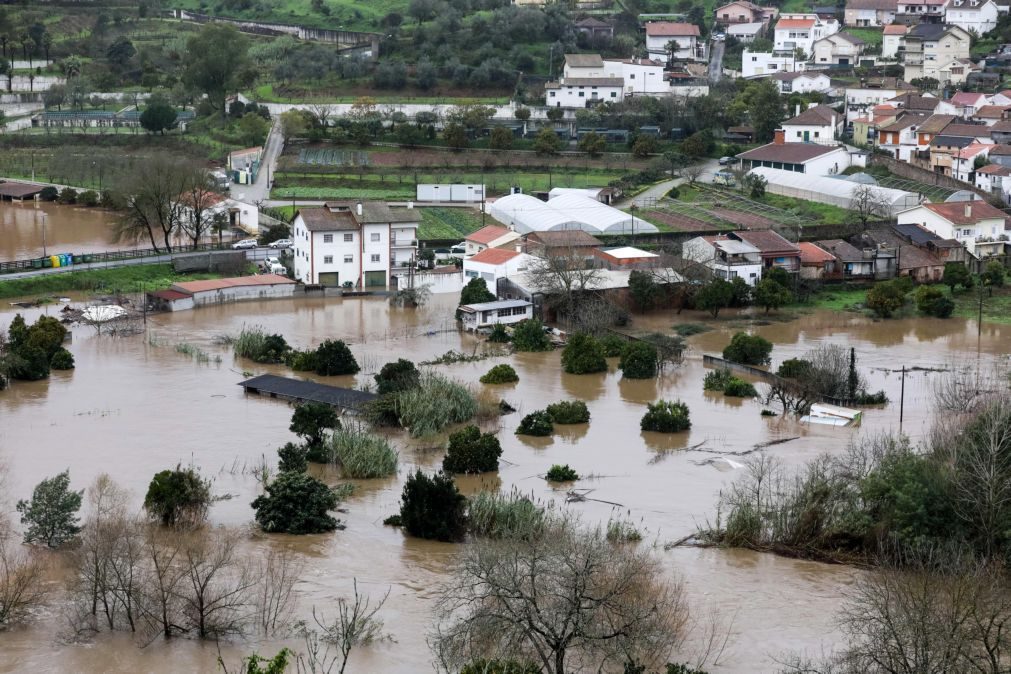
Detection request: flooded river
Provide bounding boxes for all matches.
[0,292,1007,672]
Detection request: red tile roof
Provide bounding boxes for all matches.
[645,22,700,36]
[776,18,816,28]
[468,248,521,265]
[923,200,1007,225]
[172,274,294,294]
[466,225,511,245]
[732,230,801,255]
[977,164,1011,176]
[883,24,907,34]
[798,242,836,265]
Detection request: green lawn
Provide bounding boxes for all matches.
[418,208,486,240]
[166,0,405,31]
[760,193,852,225]
[0,264,228,301]
[801,288,869,311]
[845,28,884,47]
[952,285,1011,325]
[250,84,509,105]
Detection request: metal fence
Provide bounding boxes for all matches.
[0,242,233,275]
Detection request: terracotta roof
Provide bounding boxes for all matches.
[888,93,939,111]
[953,143,991,160]
[737,142,842,163]
[798,242,836,264]
[527,230,603,247]
[776,18,816,28]
[990,121,1011,133]
[976,164,1011,175]
[783,104,838,126]
[575,17,612,28]
[172,274,294,294]
[466,225,511,245]
[321,201,420,224]
[468,248,521,265]
[882,24,908,34]
[149,289,191,301]
[558,77,624,87]
[0,182,45,198]
[296,207,359,232]
[923,201,1007,225]
[943,123,992,138]
[565,54,605,68]
[814,239,863,262]
[845,0,896,8]
[950,91,988,106]
[917,114,954,134]
[878,112,927,132]
[645,22,700,36]
[986,143,1011,155]
[975,105,1011,119]
[732,229,800,255]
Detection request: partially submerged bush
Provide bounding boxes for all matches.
[511,319,552,352]
[143,465,212,528]
[516,410,553,436]
[234,325,290,364]
[330,425,399,478]
[277,442,308,473]
[467,490,545,539]
[722,332,772,366]
[673,323,711,337]
[480,363,519,384]
[397,470,468,542]
[50,348,75,370]
[545,464,579,482]
[723,377,758,397]
[561,333,607,374]
[374,358,420,395]
[291,403,341,463]
[703,368,735,391]
[397,373,479,438]
[606,517,643,543]
[286,348,318,371]
[251,471,342,534]
[641,400,691,433]
[866,278,911,318]
[619,341,658,379]
[600,334,627,357]
[487,323,510,343]
[443,425,503,474]
[916,285,954,318]
[545,400,590,424]
[313,338,359,376]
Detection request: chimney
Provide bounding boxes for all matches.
[407,200,414,209]
[774,129,785,144]
[356,201,363,216]
[795,104,801,116]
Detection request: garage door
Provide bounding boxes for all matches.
[364,271,386,288]
[318,272,339,287]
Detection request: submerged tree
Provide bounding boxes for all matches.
[16,470,83,548]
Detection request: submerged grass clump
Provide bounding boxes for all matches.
[397,373,479,438]
[174,342,220,364]
[674,323,711,337]
[329,424,399,478]
[468,490,546,539]
[233,324,290,364]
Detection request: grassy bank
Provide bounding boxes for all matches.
[952,285,1011,325]
[801,287,868,312]
[0,264,227,301]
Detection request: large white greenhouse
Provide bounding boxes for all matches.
[488,192,657,235]
[747,167,921,215]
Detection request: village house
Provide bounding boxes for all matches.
[984,143,1011,166]
[681,235,764,285]
[462,248,536,296]
[768,71,833,93]
[844,0,897,26]
[927,122,994,174]
[737,129,853,174]
[175,192,260,237]
[591,246,660,269]
[844,78,917,122]
[742,48,808,76]
[895,0,947,23]
[948,91,990,116]
[797,242,837,279]
[727,22,766,42]
[901,24,972,85]
[523,230,603,261]
[971,105,1011,125]
[859,227,943,281]
[644,22,704,61]
[810,31,866,65]
[575,17,614,40]
[463,225,521,257]
[896,199,1008,257]
[814,239,876,278]
[545,76,624,108]
[782,104,844,143]
[458,299,534,332]
[714,0,778,24]
[876,111,929,159]
[730,229,803,272]
[990,121,1011,144]
[881,23,908,57]
[291,201,420,288]
[950,143,992,182]
[943,0,999,34]
[975,163,1011,202]
[773,14,841,57]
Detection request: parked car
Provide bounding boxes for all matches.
[713,32,726,41]
[269,238,293,249]
[449,243,467,258]
[263,257,287,275]
[232,239,258,249]
[719,156,734,166]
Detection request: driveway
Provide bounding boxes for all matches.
[230,118,284,206]
[708,39,725,82]
[614,157,721,210]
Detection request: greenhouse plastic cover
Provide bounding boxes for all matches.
[747,167,921,214]
[488,193,657,235]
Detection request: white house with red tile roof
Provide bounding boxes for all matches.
[881,24,907,58]
[174,191,260,236]
[948,91,990,116]
[972,105,1011,125]
[992,90,1011,106]
[464,225,522,256]
[773,13,840,55]
[682,235,764,285]
[944,0,999,35]
[797,242,837,280]
[844,0,897,27]
[897,199,1009,256]
[975,163,1011,201]
[462,248,537,296]
[951,143,993,182]
[644,22,704,61]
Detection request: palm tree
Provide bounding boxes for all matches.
[63,55,82,78]
[19,31,30,66]
[40,32,50,63]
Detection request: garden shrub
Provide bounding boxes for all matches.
[313,338,359,376]
[516,410,553,436]
[277,442,308,473]
[619,340,658,379]
[545,400,590,424]
[561,333,607,374]
[234,325,290,364]
[442,425,503,474]
[511,319,552,352]
[330,425,399,478]
[291,403,340,463]
[487,323,510,343]
[640,400,691,433]
[143,465,212,528]
[545,464,579,482]
[397,373,478,438]
[374,358,420,395]
[251,471,342,534]
[467,490,545,539]
[480,364,519,384]
[723,377,758,397]
[77,190,100,207]
[397,470,468,542]
[722,332,772,365]
[915,285,954,318]
[866,279,910,318]
[600,333,627,357]
[50,348,75,370]
[703,368,735,391]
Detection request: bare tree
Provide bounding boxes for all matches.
[296,579,389,674]
[524,246,603,324]
[254,547,304,637]
[849,184,893,232]
[178,167,224,248]
[113,155,188,252]
[139,525,186,640]
[432,514,690,674]
[682,162,705,186]
[177,529,255,639]
[0,532,47,628]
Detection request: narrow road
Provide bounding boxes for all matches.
[708,39,725,83]
[230,118,284,206]
[614,158,721,210]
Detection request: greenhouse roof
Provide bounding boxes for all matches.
[488,193,657,235]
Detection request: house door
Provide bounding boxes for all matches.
[318,272,339,287]
[803,130,810,142]
[364,270,386,287]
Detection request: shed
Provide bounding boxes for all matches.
[170,274,296,308]
[592,246,660,268]
[801,403,862,426]
[797,242,836,279]
[147,289,195,312]
[0,181,44,201]
[458,299,534,331]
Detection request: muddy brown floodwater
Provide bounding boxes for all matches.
[0,292,1008,673]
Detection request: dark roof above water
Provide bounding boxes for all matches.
[238,374,378,410]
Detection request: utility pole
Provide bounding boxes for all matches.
[41,211,46,257]
[899,365,905,431]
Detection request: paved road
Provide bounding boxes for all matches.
[708,39,725,83]
[614,158,721,209]
[0,248,273,282]
[230,118,284,206]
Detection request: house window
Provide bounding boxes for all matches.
[579,92,585,97]
[323,255,333,264]
[814,131,820,138]
[610,92,617,98]
[371,254,380,263]
[962,228,973,236]
[370,233,380,242]
[629,73,636,79]
[343,233,353,242]
[549,91,556,97]
[465,270,478,278]
[323,234,333,243]
[344,254,353,263]
[796,131,802,138]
